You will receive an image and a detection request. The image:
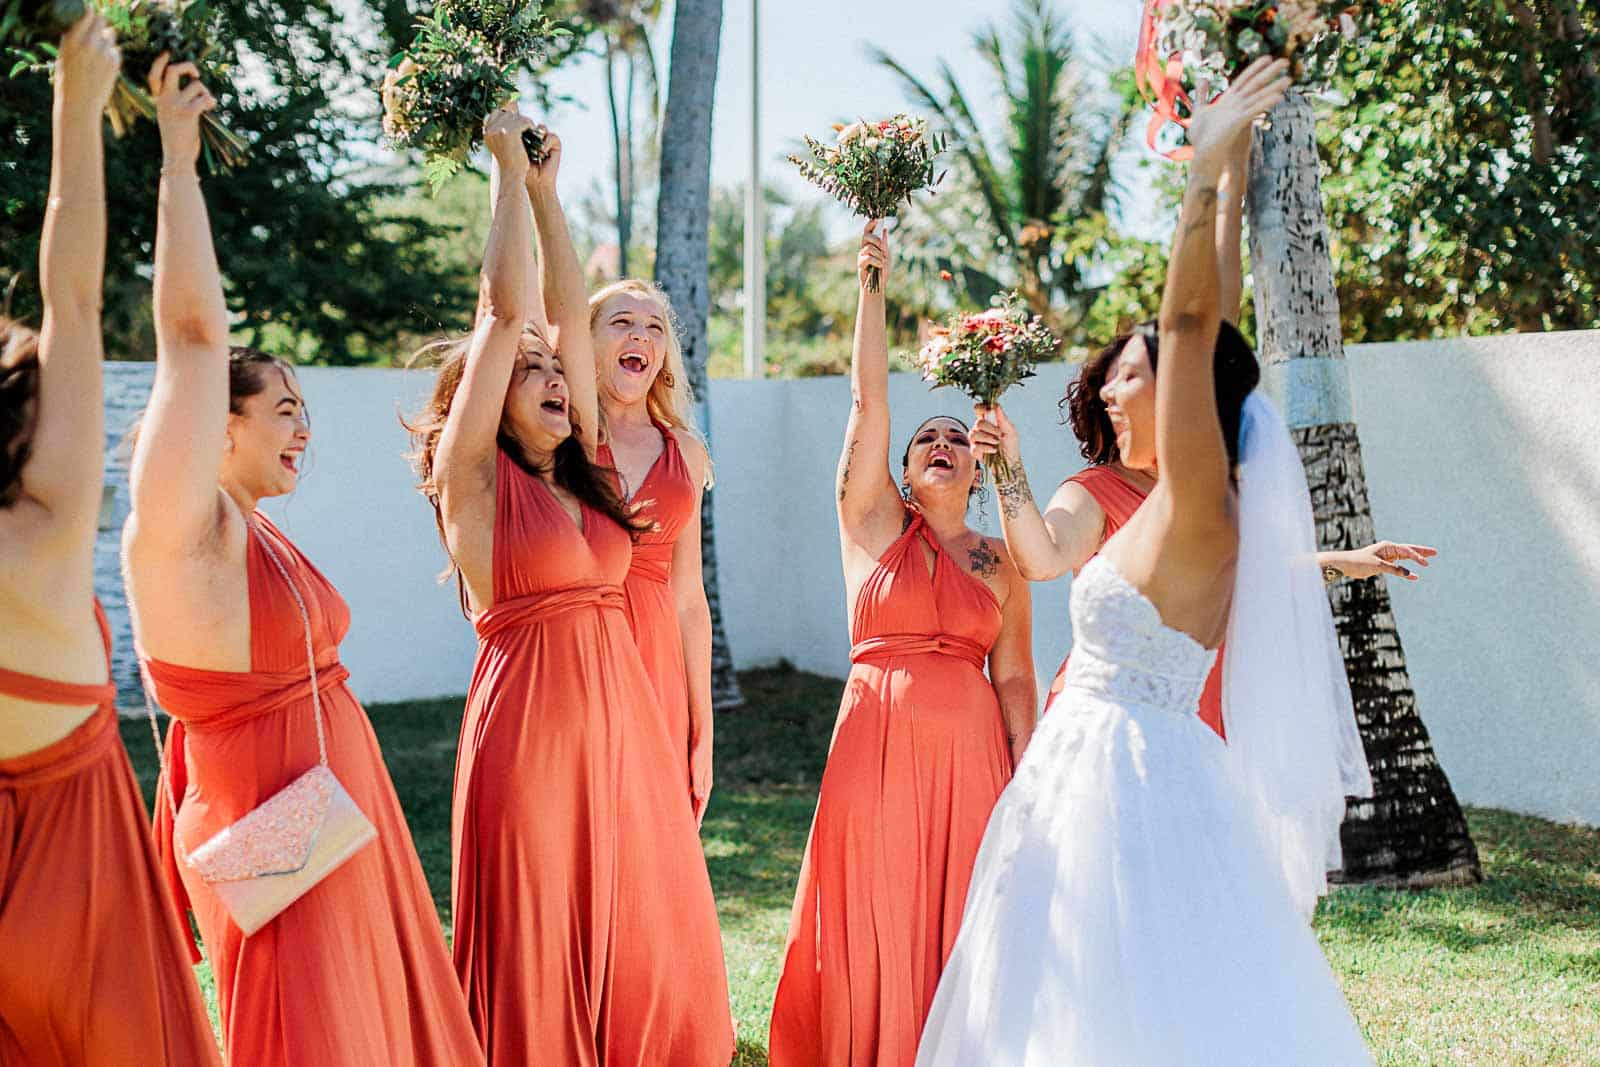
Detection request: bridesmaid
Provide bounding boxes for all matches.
[768,222,1037,1067]
[0,20,219,1066]
[122,61,482,1066]
[974,128,1435,733]
[407,110,732,1065]
[588,279,715,822]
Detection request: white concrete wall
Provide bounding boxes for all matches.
[253,331,1600,826]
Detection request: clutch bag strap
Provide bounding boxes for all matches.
[143,516,331,865]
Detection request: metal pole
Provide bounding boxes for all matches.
[742,0,765,378]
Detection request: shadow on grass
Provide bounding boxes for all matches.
[116,669,1600,1064]
[1320,807,1600,952]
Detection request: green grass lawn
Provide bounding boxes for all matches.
[122,666,1600,1065]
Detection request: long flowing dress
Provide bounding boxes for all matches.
[451,450,732,1066]
[916,557,1371,1066]
[769,511,1013,1067]
[0,603,221,1067]
[143,516,483,1067]
[1050,465,1226,738]
[597,425,694,791]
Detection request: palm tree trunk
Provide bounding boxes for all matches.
[620,51,636,276]
[656,0,742,709]
[604,39,630,278]
[1246,91,1480,888]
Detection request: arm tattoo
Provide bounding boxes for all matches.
[994,464,1033,522]
[967,538,1001,579]
[1182,186,1220,235]
[838,439,858,502]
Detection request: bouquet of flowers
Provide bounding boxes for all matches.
[788,114,944,292]
[5,0,248,171]
[913,291,1057,481]
[1136,0,1380,155]
[383,0,563,191]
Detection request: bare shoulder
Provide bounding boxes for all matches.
[670,427,711,487]
[1045,476,1102,519]
[962,532,1015,585]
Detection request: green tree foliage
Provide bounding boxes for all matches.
[871,0,1138,340]
[1320,0,1599,339]
[704,184,936,377]
[1,1,465,363]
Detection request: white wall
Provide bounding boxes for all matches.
[261,331,1600,826]
[254,368,480,706]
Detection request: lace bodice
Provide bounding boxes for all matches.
[1061,556,1218,719]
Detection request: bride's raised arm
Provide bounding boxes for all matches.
[837,221,902,540]
[1157,59,1288,523]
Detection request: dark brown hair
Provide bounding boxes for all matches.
[404,332,646,614]
[123,346,301,457]
[900,415,986,508]
[1062,319,1261,470]
[0,319,41,508]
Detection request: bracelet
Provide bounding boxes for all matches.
[160,163,200,180]
[1322,565,1342,584]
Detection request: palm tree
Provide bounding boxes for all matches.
[578,0,663,278]
[871,0,1134,336]
[1247,92,1481,887]
[655,0,742,708]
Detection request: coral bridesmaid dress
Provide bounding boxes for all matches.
[597,425,695,794]
[451,450,732,1066]
[769,510,1013,1067]
[144,516,482,1067]
[0,603,220,1067]
[1049,466,1225,738]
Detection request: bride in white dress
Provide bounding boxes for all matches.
[917,59,1375,1067]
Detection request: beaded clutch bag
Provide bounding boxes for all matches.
[145,520,376,936]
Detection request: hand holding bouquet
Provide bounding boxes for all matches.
[913,291,1057,481]
[6,0,248,171]
[383,0,563,191]
[1136,0,1384,155]
[789,114,943,291]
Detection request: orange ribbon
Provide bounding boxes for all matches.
[1136,0,1195,161]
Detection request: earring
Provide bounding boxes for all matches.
[224,437,234,454]
[661,369,676,389]
[900,482,912,504]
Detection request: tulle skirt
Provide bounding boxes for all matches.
[916,690,1373,1067]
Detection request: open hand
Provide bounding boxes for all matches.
[858,219,891,291]
[1326,541,1437,581]
[1188,57,1290,169]
[148,55,215,173]
[57,12,121,116]
[689,727,713,828]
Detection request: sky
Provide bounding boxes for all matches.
[516,0,1165,240]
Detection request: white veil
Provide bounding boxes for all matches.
[1222,392,1374,918]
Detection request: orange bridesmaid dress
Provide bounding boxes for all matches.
[451,450,732,1066]
[0,604,220,1067]
[597,426,695,794]
[769,510,1013,1067]
[1048,465,1226,738]
[143,516,483,1067]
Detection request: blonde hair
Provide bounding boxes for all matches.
[587,280,713,487]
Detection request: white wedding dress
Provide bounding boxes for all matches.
[915,554,1374,1066]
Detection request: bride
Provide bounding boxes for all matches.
[916,58,1374,1066]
